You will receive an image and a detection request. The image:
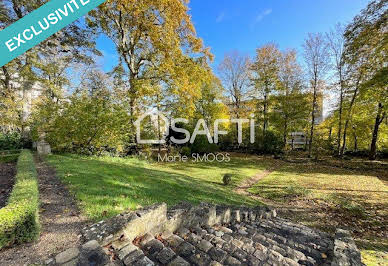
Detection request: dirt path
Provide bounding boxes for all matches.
[235,169,273,196]
[234,161,284,202]
[0,162,16,208]
[234,161,305,211]
[0,156,87,266]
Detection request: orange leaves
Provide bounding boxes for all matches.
[89,0,214,119]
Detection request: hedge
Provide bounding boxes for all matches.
[0,152,20,163]
[0,132,24,150]
[0,149,21,155]
[0,150,40,249]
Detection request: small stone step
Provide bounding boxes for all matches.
[47,202,363,266]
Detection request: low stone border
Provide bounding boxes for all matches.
[80,202,276,248]
[46,202,364,266]
[331,229,364,266]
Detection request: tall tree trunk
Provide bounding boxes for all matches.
[329,127,332,141]
[123,51,139,149]
[341,120,349,156]
[340,86,359,157]
[369,102,385,160]
[304,130,309,150]
[235,96,241,146]
[127,78,138,152]
[336,83,344,155]
[263,92,268,135]
[308,86,317,157]
[353,131,358,152]
[128,91,137,143]
[283,119,288,148]
[157,95,161,154]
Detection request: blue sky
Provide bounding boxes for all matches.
[96,0,369,72]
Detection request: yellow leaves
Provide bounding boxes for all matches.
[93,0,213,76]
[0,88,23,129]
[203,47,214,62]
[252,44,282,87]
[90,0,217,125]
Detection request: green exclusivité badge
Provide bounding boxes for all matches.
[0,0,106,67]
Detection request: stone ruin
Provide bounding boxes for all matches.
[46,202,364,266]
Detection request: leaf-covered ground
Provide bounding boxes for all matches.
[248,160,388,265]
[0,162,16,208]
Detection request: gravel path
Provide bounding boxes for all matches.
[0,162,16,208]
[0,156,87,265]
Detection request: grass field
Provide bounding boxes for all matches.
[46,153,267,221]
[46,153,388,265]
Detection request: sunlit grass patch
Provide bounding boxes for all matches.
[248,162,388,265]
[46,154,267,221]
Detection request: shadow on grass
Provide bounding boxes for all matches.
[46,154,262,221]
[253,185,388,194]
[248,160,388,263]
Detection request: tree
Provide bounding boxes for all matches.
[79,69,112,98]
[339,61,365,156]
[0,0,99,135]
[272,49,309,147]
[303,33,330,157]
[344,0,387,160]
[326,23,348,155]
[89,0,212,145]
[194,74,229,127]
[30,72,128,154]
[0,1,41,131]
[251,44,281,134]
[218,51,251,138]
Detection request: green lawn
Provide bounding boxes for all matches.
[46,153,267,221]
[248,162,388,266]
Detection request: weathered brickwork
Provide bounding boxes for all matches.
[46,202,364,266]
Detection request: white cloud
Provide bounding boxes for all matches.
[251,8,272,28]
[216,11,226,23]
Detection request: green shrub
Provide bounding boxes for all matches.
[137,145,153,161]
[0,153,19,163]
[0,132,24,150]
[0,149,21,155]
[180,146,192,157]
[0,150,40,249]
[223,173,233,185]
[218,130,284,155]
[190,135,219,154]
[30,94,128,154]
[250,131,284,155]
